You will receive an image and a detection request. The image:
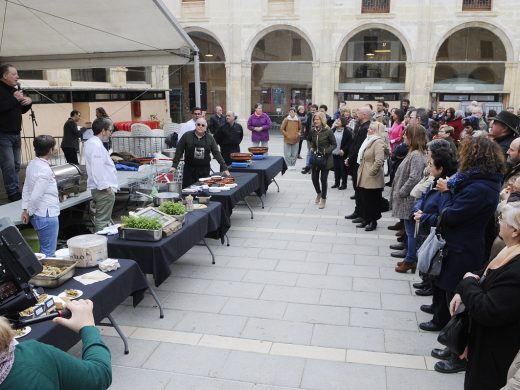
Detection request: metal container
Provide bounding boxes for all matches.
[153,192,180,206]
[167,182,182,194]
[118,227,163,242]
[51,163,83,201]
[162,148,176,159]
[30,259,77,288]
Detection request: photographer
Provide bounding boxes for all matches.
[0,299,111,389]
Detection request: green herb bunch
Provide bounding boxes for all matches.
[121,215,162,230]
[158,201,186,215]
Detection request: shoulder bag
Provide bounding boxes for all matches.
[417,210,447,277]
[311,130,327,169]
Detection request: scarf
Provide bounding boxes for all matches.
[357,135,381,165]
[286,114,299,122]
[485,244,520,276]
[447,167,481,190]
[0,339,17,384]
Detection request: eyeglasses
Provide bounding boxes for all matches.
[196,123,207,127]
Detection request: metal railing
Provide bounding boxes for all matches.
[462,0,492,10]
[361,0,390,13]
[21,135,169,166]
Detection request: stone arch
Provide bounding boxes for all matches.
[184,26,227,62]
[245,24,316,62]
[432,21,513,62]
[335,22,411,62]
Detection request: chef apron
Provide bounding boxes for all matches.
[182,134,212,188]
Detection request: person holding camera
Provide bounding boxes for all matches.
[21,135,60,257]
[0,299,112,389]
[307,111,336,209]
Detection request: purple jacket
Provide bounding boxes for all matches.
[247,112,272,142]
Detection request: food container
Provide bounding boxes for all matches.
[248,146,269,155]
[30,259,77,288]
[154,192,180,206]
[230,152,253,161]
[162,148,176,159]
[67,234,107,268]
[118,227,163,242]
[197,196,211,204]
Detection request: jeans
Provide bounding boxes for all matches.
[311,166,329,199]
[305,141,312,168]
[91,189,115,232]
[31,213,59,257]
[252,140,268,147]
[404,218,418,263]
[0,132,21,196]
[283,143,299,167]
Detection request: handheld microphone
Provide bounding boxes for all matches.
[15,82,21,91]
[13,308,72,329]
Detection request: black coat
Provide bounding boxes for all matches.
[0,81,31,134]
[435,173,501,291]
[457,256,520,390]
[208,114,225,134]
[347,120,369,164]
[61,118,85,150]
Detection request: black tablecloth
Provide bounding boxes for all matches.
[23,259,148,351]
[107,202,222,286]
[229,156,287,196]
[208,172,259,233]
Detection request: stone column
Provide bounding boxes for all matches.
[46,69,71,87]
[109,67,126,87]
[504,62,519,108]
[240,61,251,127]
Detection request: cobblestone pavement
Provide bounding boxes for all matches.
[72,132,465,389]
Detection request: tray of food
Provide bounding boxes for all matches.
[230,152,253,162]
[29,259,77,288]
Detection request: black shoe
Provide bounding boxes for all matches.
[431,348,451,360]
[420,304,434,314]
[345,213,358,219]
[8,192,21,202]
[331,184,339,189]
[390,249,407,258]
[301,167,310,174]
[349,195,356,200]
[385,182,392,187]
[356,221,368,228]
[365,221,377,231]
[434,358,467,374]
[397,235,406,243]
[389,243,406,250]
[413,281,430,290]
[415,287,433,297]
[419,320,442,332]
[338,185,347,190]
[352,217,364,223]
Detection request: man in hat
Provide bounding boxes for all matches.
[488,110,520,158]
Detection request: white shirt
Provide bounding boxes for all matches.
[178,119,196,140]
[84,136,119,192]
[22,158,60,217]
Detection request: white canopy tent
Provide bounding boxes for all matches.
[0,0,202,105]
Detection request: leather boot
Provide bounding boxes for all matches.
[396,228,405,237]
[415,287,433,296]
[387,221,403,231]
[413,280,430,289]
[356,220,368,228]
[315,193,321,204]
[365,221,377,231]
[352,217,364,223]
[420,304,434,314]
[345,212,358,219]
[419,320,442,331]
[431,347,451,360]
[395,262,416,274]
[390,243,405,250]
[319,199,326,209]
[434,356,467,374]
[390,249,407,258]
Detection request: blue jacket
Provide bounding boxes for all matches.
[435,172,501,291]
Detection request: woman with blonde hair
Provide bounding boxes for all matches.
[391,124,428,273]
[0,299,111,389]
[356,121,389,231]
[307,111,336,209]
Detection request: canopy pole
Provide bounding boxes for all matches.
[194,52,201,109]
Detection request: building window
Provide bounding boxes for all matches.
[361,0,390,13]
[71,68,107,82]
[339,28,406,92]
[434,27,505,92]
[126,67,149,83]
[462,0,492,11]
[18,70,44,80]
[251,29,313,122]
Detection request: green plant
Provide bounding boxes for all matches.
[121,215,162,230]
[158,201,185,215]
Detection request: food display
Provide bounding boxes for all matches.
[59,289,83,300]
[202,176,235,186]
[30,259,77,288]
[14,326,31,339]
[248,146,268,155]
[230,152,253,162]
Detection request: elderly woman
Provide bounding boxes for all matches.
[280,107,302,170]
[21,135,59,257]
[356,122,388,231]
[445,202,520,390]
[307,111,336,209]
[247,103,272,148]
[0,299,111,389]
[391,125,428,273]
[431,136,505,374]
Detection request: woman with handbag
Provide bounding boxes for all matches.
[447,202,520,390]
[412,139,457,330]
[391,124,428,273]
[432,136,505,374]
[355,121,389,231]
[307,111,336,209]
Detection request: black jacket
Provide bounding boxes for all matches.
[208,114,225,134]
[348,120,370,165]
[171,130,228,171]
[61,118,86,150]
[333,127,352,159]
[457,256,520,390]
[214,122,243,147]
[0,81,31,134]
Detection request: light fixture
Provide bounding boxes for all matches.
[374,41,390,53]
[366,53,375,57]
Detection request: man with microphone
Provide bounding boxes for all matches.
[0,64,32,202]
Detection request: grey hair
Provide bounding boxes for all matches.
[92,117,113,135]
[498,201,520,230]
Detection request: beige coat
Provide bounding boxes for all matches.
[280,117,301,145]
[502,350,520,390]
[357,138,386,189]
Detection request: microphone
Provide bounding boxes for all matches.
[12,308,72,329]
[15,82,21,91]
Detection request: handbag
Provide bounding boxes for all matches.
[311,131,328,169]
[437,303,469,356]
[417,226,446,276]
